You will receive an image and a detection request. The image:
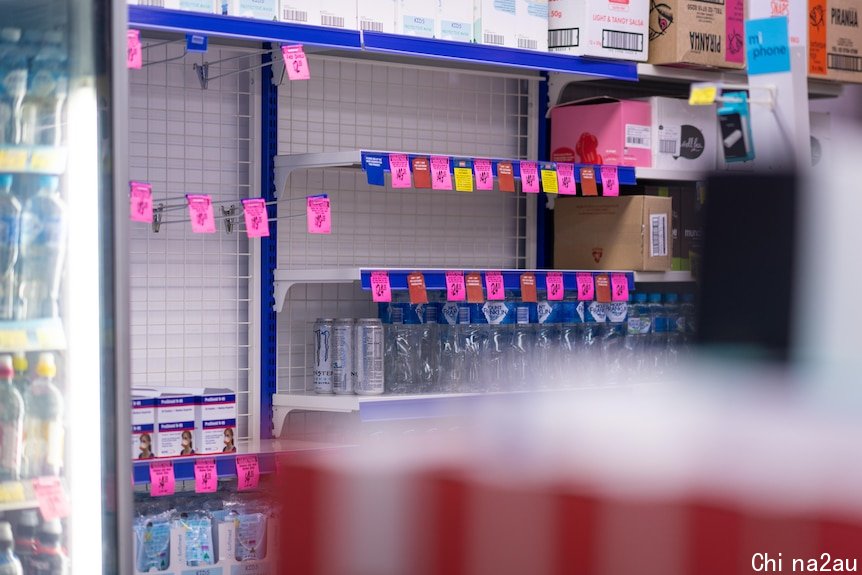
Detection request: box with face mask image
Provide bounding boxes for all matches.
[195,388,238,455]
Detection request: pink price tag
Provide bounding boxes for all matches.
[445,271,466,302]
[600,166,619,197]
[430,156,452,190]
[32,477,70,521]
[236,455,260,491]
[306,196,331,234]
[485,271,505,301]
[186,195,216,234]
[242,198,270,238]
[129,181,153,223]
[576,272,595,301]
[149,461,175,497]
[556,163,577,195]
[281,44,310,80]
[370,271,392,303]
[520,161,539,194]
[611,273,630,302]
[473,159,493,191]
[545,272,564,301]
[127,30,142,70]
[194,458,218,494]
[389,154,412,188]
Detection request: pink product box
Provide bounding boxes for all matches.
[550,97,652,168]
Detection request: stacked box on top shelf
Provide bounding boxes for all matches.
[647,0,746,68]
[396,0,436,38]
[279,0,358,29]
[809,0,862,84]
[222,0,278,20]
[548,0,649,62]
[474,0,549,51]
[358,0,397,33]
[137,0,218,12]
[437,0,474,42]
[646,96,717,172]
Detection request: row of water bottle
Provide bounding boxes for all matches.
[0,27,68,147]
[378,292,695,393]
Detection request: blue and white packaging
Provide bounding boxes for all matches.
[583,301,607,323]
[606,302,628,323]
[132,394,157,461]
[141,0,218,13]
[437,0,473,42]
[223,0,278,20]
[279,0,358,28]
[358,0,397,33]
[475,301,512,325]
[397,0,436,38]
[155,393,198,458]
[196,388,237,455]
[474,0,547,50]
[534,300,562,324]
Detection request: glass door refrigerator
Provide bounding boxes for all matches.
[0,0,131,571]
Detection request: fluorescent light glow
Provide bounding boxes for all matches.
[64,83,104,575]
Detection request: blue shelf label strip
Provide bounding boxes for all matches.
[359,270,636,294]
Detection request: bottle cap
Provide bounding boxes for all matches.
[42,31,63,45]
[12,352,27,373]
[0,28,22,43]
[648,293,662,304]
[37,176,60,194]
[0,522,12,542]
[0,356,12,379]
[664,293,678,304]
[682,293,695,303]
[633,293,647,303]
[40,519,62,536]
[0,175,12,191]
[35,353,56,378]
[18,510,39,527]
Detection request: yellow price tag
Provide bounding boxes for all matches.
[0,149,27,171]
[689,85,717,106]
[454,167,473,192]
[0,482,25,503]
[0,330,29,350]
[540,169,558,194]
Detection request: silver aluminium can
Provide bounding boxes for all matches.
[312,319,335,394]
[331,319,355,395]
[354,318,384,395]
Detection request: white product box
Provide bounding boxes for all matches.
[155,393,198,458]
[746,0,806,47]
[648,97,717,172]
[516,0,548,51]
[358,0,397,33]
[809,111,830,169]
[319,0,358,29]
[474,0,517,48]
[132,395,157,461]
[548,0,649,61]
[195,388,238,455]
[278,0,316,23]
[436,0,473,42]
[141,0,218,12]
[397,0,436,38]
[223,0,278,20]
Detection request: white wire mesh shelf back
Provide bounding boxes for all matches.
[277,56,537,395]
[128,38,254,439]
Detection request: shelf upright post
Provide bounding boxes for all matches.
[536,72,550,269]
[259,43,279,439]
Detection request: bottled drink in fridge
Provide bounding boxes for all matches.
[21,32,67,147]
[603,302,628,383]
[0,176,21,320]
[0,28,27,145]
[625,293,650,380]
[579,301,606,382]
[331,319,354,395]
[11,353,28,399]
[438,301,464,392]
[381,302,411,394]
[22,353,63,478]
[28,520,68,575]
[647,293,665,375]
[533,300,560,388]
[508,301,533,390]
[664,293,682,368]
[13,511,38,575]
[459,303,482,393]
[18,176,67,320]
[0,355,23,481]
[415,303,439,393]
[0,522,22,575]
[473,300,511,392]
[558,300,582,388]
[353,318,384,396]
[312,319,334,394]
[681,293,696,347]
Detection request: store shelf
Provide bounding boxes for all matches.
[0,477,65,513]
[0,318,66,352]
[0,146,67,175]
[131,438,343,484]
[274,267,637,312]
[634,168,704,182]
[633,271,695,283]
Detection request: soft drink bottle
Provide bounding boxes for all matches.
[0,522,22,575]
[22,353,63,478]
[0,176,21,320]
[0,29,27,145]
[28,520,68,575]
[18,176,67,320]
[508,301,533,391]
[13,510,38,574]
[21,32,67,147]
[0,356,23,481]
[438,301,464,392]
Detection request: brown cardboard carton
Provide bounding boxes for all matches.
[554,196,673,271]
[645,186,682,270]
[809,0,862,83]
[648,0,746,68]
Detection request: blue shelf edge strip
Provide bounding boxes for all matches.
[360,151,637,187]
[133,452,277,485]
[359,270,636,294]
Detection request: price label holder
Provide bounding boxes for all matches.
[236,455,260,491]
[430,156,453,190]
[453,159,474,192]
[540,164,558,194]
[129,181,153,223]
[408,272,428,304]
[520,273,537,303]
[306,195,331,234]
[600,166,619,197]
[579,167,598,196]
[149,461,176,497]
[186,194,216,234]
[545,272,564,301]
[689,83,718,106]
[412,157,431,188]
[576,272,595,301]
[127,29,142,69]
[186,34,208,52]
[557,163,577,195]
[485,271,505,301]
[474,159,493,190]
[389,154,412,188]
[194,458,218,494]
[445,271,466,301]
[282,44,310,80]
[370,271,392,303]
[465,273,484,303]
[242,198,270,238]
[33,477,70,521]
[610,273,630,302]
[497,162,515,192]
[520,161,539,193]
[595,274,612,303]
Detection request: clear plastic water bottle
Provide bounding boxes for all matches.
[438,301,464,392]
[0,176,21,320]
[0,29,27,145]
[680,293,696,350]
[381,301,409,394]
[579,301,606,383]
[533,300,560,388]
[625,293,650,380]
[0,522,22,575]
[472,300,511,392]
[28,520,68,575]
[22,353,63,478]
[647,293,666,375]
[664,293,682,368]
[18,176,67,320]
[603,301,628,383]
[416,302,439,392]
[0,356,23,481]
[460,303,482,393]
[508,301,533,391]
[13,510,38,575]
[558,299,582,389]
[21,32,67,147]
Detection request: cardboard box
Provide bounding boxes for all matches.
[437,0,473,42]
[196,388,238,455]
[282,0,358,29]
[358,0,397,33]
[645,186,682,270]
[143,0,217,12]
[516,0,549,51]
[747,0,806,47]
[155,393,198,458]
[647,96,717,172]
[648,0,746,68]
[397,0,436,38]
[278,0,316,24]
[550,97,652,167]
[474,0,518,48]
[680,183,705,272]
[809,0,862,83]
[132,395,157,461]
[548,0,649,61]
[554,196,673,271]
[223,0,278,20]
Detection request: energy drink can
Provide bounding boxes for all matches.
[332,319,355,395]
[353,318,384,395]
[312,319,334,394]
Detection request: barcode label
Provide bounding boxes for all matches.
[828,53,862,72]
[516,307,529,324]
[659,139,679,155]
[602,29,644,52]
[282,9,307,22]
[360,20,383,32]
[548,28,579,48]
[517,38,538,50]
[650,213,668,258]
[625,124,651,149]
[483,33,505,46]
[321,14,345,28]
[146,0,165,7]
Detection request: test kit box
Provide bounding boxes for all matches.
[154,393,198,458]
[809,0,862,84]
[223,0,278,20]
[516,0,549,51]
[474,0,548,51]
[648,0,746,68]
[548,0,649,61]
[140,0,218,12]
[554,196,673,271]
[647,96,717,172]
[437,0,473,42]
[550,97,652,167]
[196,388,238,455]
[358,0,397,33]
[131,395,157,461]
[280,0,358,29]
[397,0,436,38]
